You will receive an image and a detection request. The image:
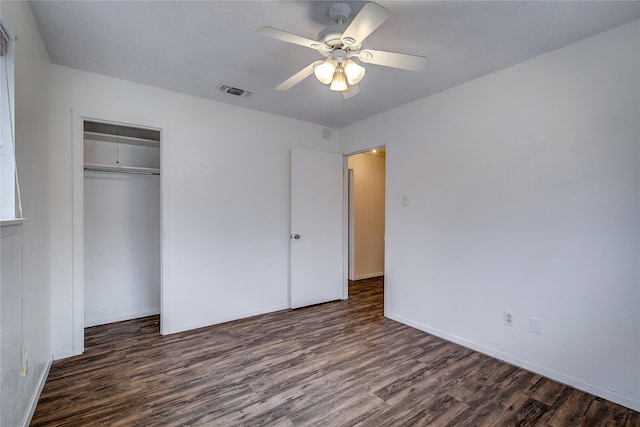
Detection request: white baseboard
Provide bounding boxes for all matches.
[52,348,75,360]
[353,271,384,280]
[21,355,52,427]
[84,308,160,328]
[385,311,640,412]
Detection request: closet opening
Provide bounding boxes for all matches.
[82,120,161,336]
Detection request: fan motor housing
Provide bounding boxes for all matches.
[318,24,347,47]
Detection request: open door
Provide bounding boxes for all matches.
[290,149,344,309]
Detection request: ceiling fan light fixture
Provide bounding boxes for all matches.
[329,65,348,92]
[314,60,336,85]
[344,60,365,85]
[257,1,426,98]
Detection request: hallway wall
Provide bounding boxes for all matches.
[348,152,385,280]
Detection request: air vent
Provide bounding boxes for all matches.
[217,84,252,97]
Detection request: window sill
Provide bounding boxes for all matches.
[0,218,27,227]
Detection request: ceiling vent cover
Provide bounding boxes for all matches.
[217,84,252,97]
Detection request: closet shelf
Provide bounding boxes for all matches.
[83,131,160,147]
[84,163,160,175]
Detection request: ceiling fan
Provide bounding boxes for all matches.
[257,1,427,99]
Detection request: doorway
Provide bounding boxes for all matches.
[347,147,386,297]
[71,110,168,356]
[83,121,161,328]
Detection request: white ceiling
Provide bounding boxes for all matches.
[29,1,640,129]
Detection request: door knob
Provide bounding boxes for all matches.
[292,234,301,239]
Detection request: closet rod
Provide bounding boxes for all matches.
[84,163,160,176]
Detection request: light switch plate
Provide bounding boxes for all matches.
[529,317,542,335]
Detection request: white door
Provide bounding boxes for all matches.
[290,148,344,309]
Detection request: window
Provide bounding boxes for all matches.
[0,19,19,220]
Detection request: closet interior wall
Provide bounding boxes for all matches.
[83,121,161,327]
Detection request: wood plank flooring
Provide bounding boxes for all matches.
[32,277,639,426]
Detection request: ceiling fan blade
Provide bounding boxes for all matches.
[275,61,323,91]
[341,2,391,46]
[343,84,359,99]
[256,26,324,50]
[358,49,427,72]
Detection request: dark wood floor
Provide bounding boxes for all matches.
[32,277,638,426]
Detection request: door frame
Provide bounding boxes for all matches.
[342,156,349,299]
[347,168,355,281]
[343,146,386,304]
[71,109,169,356]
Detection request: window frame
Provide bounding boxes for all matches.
[0,19,18,220]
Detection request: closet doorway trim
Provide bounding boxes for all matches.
[71,109,170,356]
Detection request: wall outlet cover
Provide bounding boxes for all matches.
[504,310,514,326]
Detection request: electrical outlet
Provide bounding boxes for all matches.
[504,311,514,327]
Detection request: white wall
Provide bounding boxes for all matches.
[348,153,385,280]
[84,171,161,327]
[0,1,52,426]
[49,65,340,358]
[341,20,640,411]
[1,224,23,426]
